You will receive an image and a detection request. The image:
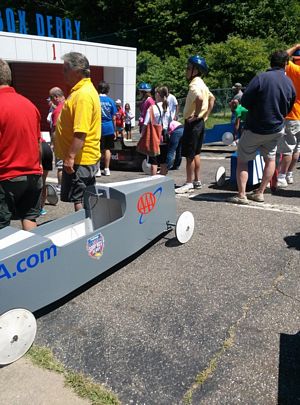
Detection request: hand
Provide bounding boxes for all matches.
[187,115,198,123]
[64,157,75,174]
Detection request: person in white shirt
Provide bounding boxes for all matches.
[167,91,179,120]
[143,86,172,175]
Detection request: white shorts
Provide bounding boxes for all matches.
[277,120,300,155]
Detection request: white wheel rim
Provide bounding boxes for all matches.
[175,211,195,244]
[46,184,59,205]
[215,166,226,187]
[142,158,151,175]
[0,309,37,365]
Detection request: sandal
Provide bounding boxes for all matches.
[227,195,249,205]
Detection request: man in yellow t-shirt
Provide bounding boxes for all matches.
[277,44,300,188]
[175,55,215,194]
[55,52,101,211]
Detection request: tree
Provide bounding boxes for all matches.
[137,46,194,98]
[204,36,271,89]
[214,0,300,45]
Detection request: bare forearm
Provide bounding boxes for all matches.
[286,43,300,57]
[194,96,203,116]
[207,94,215,117]
[63,132,86,174]
[67,132,86,159]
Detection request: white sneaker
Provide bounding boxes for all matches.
[96,169,102,177]
[175,183,194,194]
[193,180,202,190]
[286,173,294,184]
[276,177,288,189]
[103,168,110,176]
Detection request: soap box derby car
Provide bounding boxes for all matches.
[0,175,194,365]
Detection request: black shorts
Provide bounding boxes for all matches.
[125,123,131,132]
[41,142,53,171]
[181,119,205,159]
[148,144,168,165]
[0,174,43,228]
[101,135,115,150]
[61,164,97,204]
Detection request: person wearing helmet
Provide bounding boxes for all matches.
[138,82,155,133]
[175,55,215,194]
[277,44,300,188]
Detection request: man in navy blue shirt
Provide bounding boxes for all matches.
[97,81,117,176]
[229,51,295,204]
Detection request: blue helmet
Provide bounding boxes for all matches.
[188,55,208,76]
[138,82,152,91]
[292,49,300,57]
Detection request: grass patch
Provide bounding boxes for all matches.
[26,345,120,405]
[182,325,237,405]
[206,113,231,129]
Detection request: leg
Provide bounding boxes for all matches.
[151,164,158,175]
[236,158,248,198]
[288,151,299,172]
[257,157,276,194]
[74,202,83,212]
[41,170,48,208]
[173,139,182,169]
[104,149,111,169]
[160,163,168,175]
[278,154,292,175]
[57,168,62,187]
[193,154,201,182]
[186,158,195,183]
[21,219,37,231]
[166,136,177,169]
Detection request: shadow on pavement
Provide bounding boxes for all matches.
[272,189,300,199]
[278,331,300,404]
[190,191,236,201]
[208,179,259,193]
[165,237,182,247]
[284,233,300,251]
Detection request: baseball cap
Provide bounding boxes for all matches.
[115,99,122,104]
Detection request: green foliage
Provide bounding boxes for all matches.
[3,0,299,102]
[137,45,196,97]
[214,0,300,45]
[204,36,270,89]
[137,36,280,100]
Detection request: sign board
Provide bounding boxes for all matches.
[0,8,80,40]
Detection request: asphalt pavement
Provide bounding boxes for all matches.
[1,150,300,404]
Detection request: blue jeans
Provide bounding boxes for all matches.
[166,126,184,169]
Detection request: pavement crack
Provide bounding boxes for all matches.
[275,285,300,304]
[181,272,284,404]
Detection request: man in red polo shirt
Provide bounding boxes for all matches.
[0,59,43,230]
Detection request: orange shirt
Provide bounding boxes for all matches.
[286,61,300,120]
